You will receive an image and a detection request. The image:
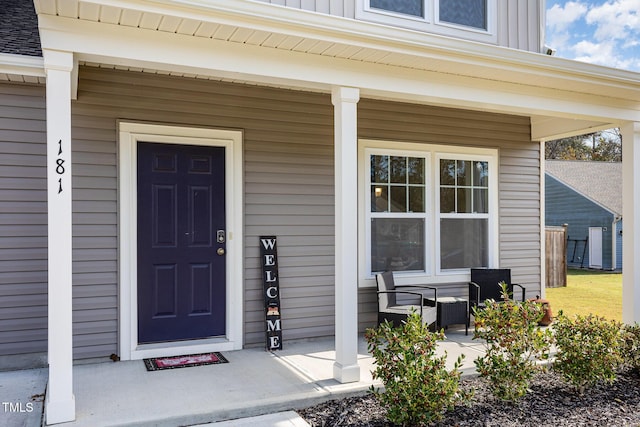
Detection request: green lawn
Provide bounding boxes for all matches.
[545,269,622,322]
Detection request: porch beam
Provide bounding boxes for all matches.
[44,49,76,425]
[332,86,360,383]
[37,15,640,124]
[622,122,640,324]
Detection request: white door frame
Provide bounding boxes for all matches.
[118,122,244,360]
[589,226,603,269]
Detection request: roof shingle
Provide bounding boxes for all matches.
[0,0,41,57]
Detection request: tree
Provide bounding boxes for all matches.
[592,129,622,162]
[545,128,621,162]
[545,134,593,160]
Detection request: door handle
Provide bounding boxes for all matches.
[217,248,225,256]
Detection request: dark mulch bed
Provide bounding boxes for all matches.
[298,370,640,426]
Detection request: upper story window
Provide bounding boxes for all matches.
[370,0,424,17]
[438,0,487,30]
[357,0,497,44]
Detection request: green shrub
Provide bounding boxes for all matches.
[622,323,640,371]
[365,312,471,426]
[553,312,624,394]
[473,282,553,401]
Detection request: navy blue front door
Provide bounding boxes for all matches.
[137,142,226,344]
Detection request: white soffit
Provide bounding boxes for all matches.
[531,116,613,141]
[0,53,46,83]
[33,0,640,129]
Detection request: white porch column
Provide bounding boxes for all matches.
[331,86,360,383]
[44,50,76,425]
[622,122,640,324]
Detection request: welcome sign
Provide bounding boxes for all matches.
[260,236,283,350]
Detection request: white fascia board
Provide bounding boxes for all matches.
[0,53,45,77]
[80,0,640,94]
[38,15,640,123]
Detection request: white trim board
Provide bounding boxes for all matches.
[118,122,244,360]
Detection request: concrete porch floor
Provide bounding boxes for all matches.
[1,326,485,427]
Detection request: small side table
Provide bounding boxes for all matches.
[425,297,469,335]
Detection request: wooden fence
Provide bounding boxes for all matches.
[546,225,568,288]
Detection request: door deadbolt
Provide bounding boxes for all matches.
[216,230,226,244]
[217,248,225,256]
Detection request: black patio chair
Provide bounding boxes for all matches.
[468,268,526,323]
[375,271,438,329]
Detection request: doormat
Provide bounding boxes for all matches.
[143,352,228,371]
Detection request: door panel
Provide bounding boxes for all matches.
[189,186,212,246]
[154,264,177,317]
[137,142,226,344]
[153,184,177,247]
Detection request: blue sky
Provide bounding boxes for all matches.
[546,0,640,71]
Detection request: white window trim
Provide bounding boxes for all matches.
[356,0,497,44]
[358,139,499,288]
[118,122,244,360]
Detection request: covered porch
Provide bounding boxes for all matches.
[3,328,482,426]
[28,0,640,425]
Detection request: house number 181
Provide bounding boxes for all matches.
[56,139,65,194]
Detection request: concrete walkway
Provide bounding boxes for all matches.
[0,326,484,427]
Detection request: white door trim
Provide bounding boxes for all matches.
[118,122,244,360]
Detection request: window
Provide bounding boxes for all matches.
[370,0,424,17]
[438,158,489,270]
[370,153,428,273]
[361,141,497,284]
[357,0,496,43]
[438,0,487,30]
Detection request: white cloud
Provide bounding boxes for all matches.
[547,1,588,31]
[546,1,588,59]
[546,0,640,72]
[572,39,636,69]
[586,0,640,41]
[573,39,613,61]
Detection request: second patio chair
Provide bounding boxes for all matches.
[468,268,526,323]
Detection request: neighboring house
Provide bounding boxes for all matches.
[1,0,640,424]
[546,160,622,271]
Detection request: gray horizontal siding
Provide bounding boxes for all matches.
[73,66,336,353]
[70,110,117,360]
[358,98,540,332]
[499,147,542,288]
[256,0,542,52]
[73,67,539,354]
[0,82,47,368]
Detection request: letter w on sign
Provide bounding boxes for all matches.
[260,236,283,350]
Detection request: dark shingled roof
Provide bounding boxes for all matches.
[546,160,622,216]
[0,0,42,57]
